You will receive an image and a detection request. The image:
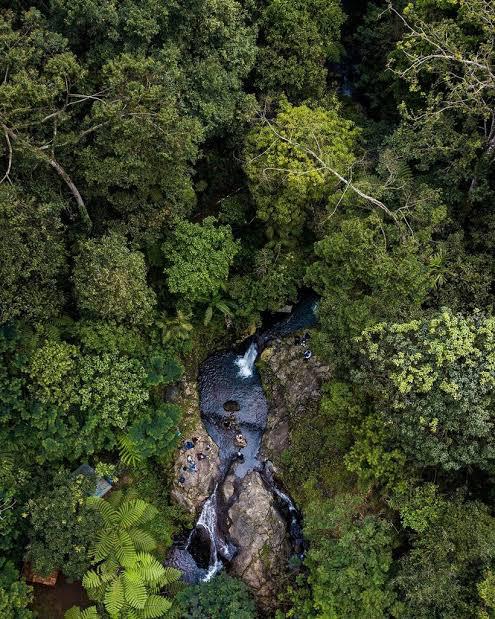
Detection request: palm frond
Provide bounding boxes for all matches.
[64,607,100,619]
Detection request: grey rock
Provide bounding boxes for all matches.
[227,471,290,610]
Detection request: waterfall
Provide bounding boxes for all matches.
[187,487,229,582]
[235,342,258,378]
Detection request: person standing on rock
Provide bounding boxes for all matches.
[235,433,247,448]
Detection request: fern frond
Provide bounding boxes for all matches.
[106,489,124,509]
[87,495,118,525]
[104,577,125,616]
[64,607,100,619]
[140,503,159,525]
[116,499,150,529]
[116,529,138,567]
[142,594,172,619]
[128,528,157,553]
[160,567,181,586]
[93,530,118,563]
[82,570,103,591]
[119,434,143,467]
[122,572,147,610]
[134,553,166,586]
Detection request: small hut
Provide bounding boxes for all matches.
[73,463,112,497]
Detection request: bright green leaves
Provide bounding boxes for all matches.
[65,606,100,619]
[120,403,182,466]
[358,309,495,472]
[0,322,182,465]
[83,493,179,618]
[163,216,239,305]
[74,233,156,325]
[244,99,359,240]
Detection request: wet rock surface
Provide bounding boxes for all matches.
[170,380,221,516]
[169,297,320,605]
[259,335,330,464]
[227,471,291,610]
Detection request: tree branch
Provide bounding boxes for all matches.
[1,124,92,229]
[1,126,12,184]
[260,112,398,224]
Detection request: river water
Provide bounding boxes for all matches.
[173,295,318,582]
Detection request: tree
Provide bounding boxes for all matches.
[244,99,359,240]
[0,186,67,324]
[0,559,32,619]
[385,0,495,224]
[25,469,103,580]
[74,233,157,325]
[163,217,239,305]
[394,498,495,618]
[254,0,345,102]
[119,403,182,467]
[306,212,442,362]
[82,491,180,618]
[175,573,256,619]
[171,0,257,135]
[78,52,202,221]
[292,494,398,618]
[358,309,495,472]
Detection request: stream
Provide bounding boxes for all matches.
[171,295,318,583]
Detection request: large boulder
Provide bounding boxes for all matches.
[227,471,290,610]
[259,335,330,464]
[170,380,221,515]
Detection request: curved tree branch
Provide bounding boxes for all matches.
[1,124,92,229]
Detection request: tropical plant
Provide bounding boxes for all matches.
[65,607,100,619]
[82,491,180,618]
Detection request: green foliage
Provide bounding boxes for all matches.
[244,99,359,240]
[306,212,443,363]
[394,498,495,618]
[74,233,156,325]
[255,0,345,102]
[65,606,100,619]
[0,560,33,619]
[120,404,182,466]
[175,573,256,619]
[163,217,239,304]
[229,246,305,317]
[280,381,362,505]
[358,309,495,472]
[292,494,398,619]
[0,323,182,464]
[0,185,67,324]
[82,491,180,618]
[25,469,103,580]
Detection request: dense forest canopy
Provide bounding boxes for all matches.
[1,0,495,617]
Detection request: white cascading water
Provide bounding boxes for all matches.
[188,487,225,582]
[235,342,258,378]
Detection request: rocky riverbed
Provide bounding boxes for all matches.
[169,299,330,610]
